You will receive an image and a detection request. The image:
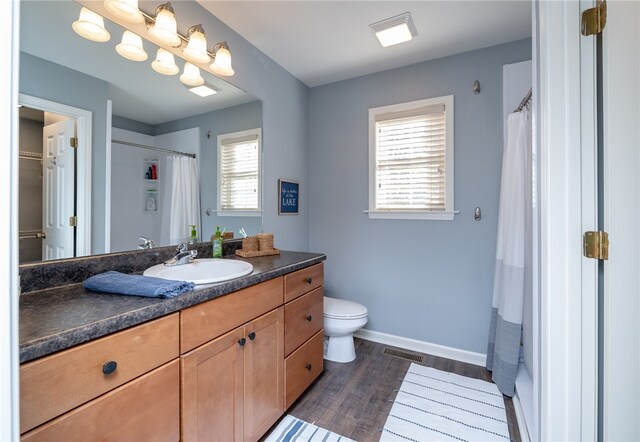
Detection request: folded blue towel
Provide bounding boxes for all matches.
[83,271,195,298]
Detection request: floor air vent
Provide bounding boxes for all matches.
[382,347,425,363]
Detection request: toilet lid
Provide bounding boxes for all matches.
[324,296,368,319]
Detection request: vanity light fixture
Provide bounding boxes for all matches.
[104,0,144,24]
[369,12,417,48]
[72,7,111,42]
[183,25,210,64]
[151,48,179,75]
[188,83,218,97]
[116,31,148,61]
[180,62,205,86]
[210,42,234,77]
[148,3,181,47]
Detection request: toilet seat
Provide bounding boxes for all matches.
[324,296,368,319]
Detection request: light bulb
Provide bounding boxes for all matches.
[180,63,205,86]
[148,3,181,47]
[210,44,234,76]
[116,31,147,61]
[72,7,110,43]
[151,48,179,75]
[104,0,143,24]
[183,26,210,64]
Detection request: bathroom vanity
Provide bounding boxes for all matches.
[18,249,325,441]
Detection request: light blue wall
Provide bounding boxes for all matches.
[308,39,532,354]
[155,101,263,239]
[166,2,310,252]
[112,115,154,136]
[20,52,109,254]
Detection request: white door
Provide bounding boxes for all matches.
[42,119,75,260]
[601,1,640,440]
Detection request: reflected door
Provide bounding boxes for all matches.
[42,119,75,260]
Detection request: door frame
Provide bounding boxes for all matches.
[0,0,20,440]
[536,0,599,440]
[19,94,92,257]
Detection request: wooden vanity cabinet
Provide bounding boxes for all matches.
[180,280,285,442]
[20,314,180,440]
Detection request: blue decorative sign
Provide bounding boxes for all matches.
[279,179,299,215]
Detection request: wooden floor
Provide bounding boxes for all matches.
[281,338,521,442]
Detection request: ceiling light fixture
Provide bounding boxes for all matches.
[180,62,205,86]
[183,25,210,64]
[148,2,181,47]
[103,0,143,24]
[369,12,417,48]
[72,7,111,42]
[210,42,234,77]
[116,31,148,61]
[151,48,179,75]
[189,84,218,97]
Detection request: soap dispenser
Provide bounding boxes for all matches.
[212,226,223,258]
[189,225,198,244]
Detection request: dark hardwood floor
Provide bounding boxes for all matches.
[282,338,521,442]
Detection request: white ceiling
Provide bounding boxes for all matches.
[198,1,532,87]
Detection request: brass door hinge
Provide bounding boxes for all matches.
[583,231,609,260]
[581,0,607,36]
[70,137,78,148]
[69,216,77,227]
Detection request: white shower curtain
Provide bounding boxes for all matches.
[486,110,531,397]
[161,156,201,245]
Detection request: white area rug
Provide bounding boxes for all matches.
[381,363,510,441]
[265,415,355,442]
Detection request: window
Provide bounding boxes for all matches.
[368,95,454,220]
[217,128,262,216]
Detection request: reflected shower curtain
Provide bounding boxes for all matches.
[486,111,531,397]
[161,156,200,245]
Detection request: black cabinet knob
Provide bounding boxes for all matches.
[238,338,246,347]
[305,315,312,322]
[248,332,256,341]
[305,364,312,371]
[102,361,117,375]
[305,277,313,284]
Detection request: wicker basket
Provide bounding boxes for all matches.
[242,236,259,252]
[222,231,234,240]
[256,233,274,251]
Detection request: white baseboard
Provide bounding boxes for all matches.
[512,391,531,442]
[354,329,487,367]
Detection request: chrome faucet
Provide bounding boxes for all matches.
[164,242,198,266]
[138,236,155,250]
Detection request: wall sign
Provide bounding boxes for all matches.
[278,179,299,215]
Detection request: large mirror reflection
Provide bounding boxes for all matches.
[18,0,263,264]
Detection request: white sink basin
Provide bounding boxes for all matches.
[144,258,253,285]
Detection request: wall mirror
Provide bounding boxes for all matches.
[18,0,263,264]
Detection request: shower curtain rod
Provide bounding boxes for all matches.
[514,88,533,113]
[112,139,196,159]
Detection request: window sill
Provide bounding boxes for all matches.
[216,210,262,217]
[364,210,458,221]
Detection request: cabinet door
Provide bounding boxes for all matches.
[243,307,284,442]
[181,326,245,442]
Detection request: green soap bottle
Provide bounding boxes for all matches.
[189,225,198,244]
[212,226,223,258]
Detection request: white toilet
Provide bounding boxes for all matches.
[323,296,368,363]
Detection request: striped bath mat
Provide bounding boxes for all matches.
[265,415,354,442]
[381,363,510,441]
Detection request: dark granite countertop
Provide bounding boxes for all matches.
[20,251,326,363]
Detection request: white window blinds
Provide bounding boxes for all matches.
[218,131,260,212]
[374,104,447,211]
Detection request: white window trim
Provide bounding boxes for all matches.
[216,128,262,217]
[367,95,455,220]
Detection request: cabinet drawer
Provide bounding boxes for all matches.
[20,313,179,434]
[22,360,180,442]
[284,263,323,303]
[284,330,324,409]
[285,287,323,356]
[180,277,284,353]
